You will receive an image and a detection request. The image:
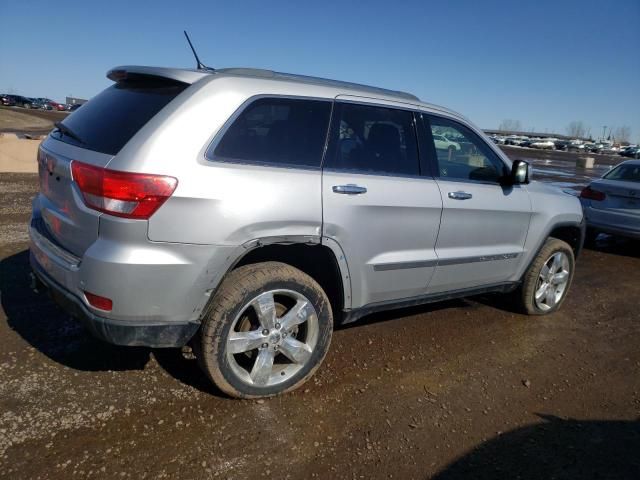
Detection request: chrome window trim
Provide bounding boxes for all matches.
[322,167,432,181]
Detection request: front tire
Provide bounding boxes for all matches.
[520,238,575,315]
[197,262,333,398]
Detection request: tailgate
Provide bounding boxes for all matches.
[35,74,190,257]
[36,139,112,257]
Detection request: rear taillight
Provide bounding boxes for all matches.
[71,161,177,219]
[84,291,113,311]
[580,186,606,201]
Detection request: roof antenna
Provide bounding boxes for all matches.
[183,30,214,71]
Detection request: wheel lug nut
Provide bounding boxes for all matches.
[274,345,279,351]
[262,329,269,336]
[261,343,268,349]
[275,322,281,329]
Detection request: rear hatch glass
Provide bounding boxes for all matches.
[51,76,187,155]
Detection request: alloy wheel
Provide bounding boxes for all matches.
[225,289,319,388]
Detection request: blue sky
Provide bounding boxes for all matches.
[1,0,638,140]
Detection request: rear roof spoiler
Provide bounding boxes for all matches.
[107,66,211,84]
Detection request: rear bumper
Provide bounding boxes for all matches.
[31,253,199,347]
[28,202,235,347]
[583,204,640,240]
[585,221,640,240]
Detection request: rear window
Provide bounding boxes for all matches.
[604,163,640,182]
[52,77,187,155]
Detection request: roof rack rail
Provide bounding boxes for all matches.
[216,68,420,102]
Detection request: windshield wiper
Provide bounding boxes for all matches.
[54,122,85,145]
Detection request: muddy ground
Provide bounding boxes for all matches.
[1,155,639,479]
[0,107,67,136]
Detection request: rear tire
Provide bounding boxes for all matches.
[197,262,333,398]
[520,238,575,315]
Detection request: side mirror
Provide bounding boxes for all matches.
[510,160,531,184]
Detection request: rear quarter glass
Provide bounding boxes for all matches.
[52,77,187,156]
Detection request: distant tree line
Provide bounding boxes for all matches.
[498,119,521,132]
[497,119,632,143]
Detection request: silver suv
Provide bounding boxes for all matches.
[30,66,584,398]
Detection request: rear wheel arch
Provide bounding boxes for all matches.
[228,240,350,323]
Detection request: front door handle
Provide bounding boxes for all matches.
[333,184,367,195]
[448,191,473,200]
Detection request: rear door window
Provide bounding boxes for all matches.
[324,102,419,176]
[211,97,332,168]
[51,76,187,155]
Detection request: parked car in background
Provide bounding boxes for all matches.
[580,159,640,242]
[620,147,640,159]
[33,98,53,110]
[5,95,36,108]
[599,145,620,155]
[29,64,584,398]
[49,101,66,111]
[554,140,571,151]
[432,133,461,151]
[0,94,16,106]
[530,139,555,150]
[600,145,620,155]
[35,98,65,111]
[567,142,586,152]
[505,136,528,146]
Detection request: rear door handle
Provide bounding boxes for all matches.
[448,191,473,200]
[333,184,367,195]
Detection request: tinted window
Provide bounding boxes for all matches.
[604,163,640,182]
[52,77,187,155]
[425,115,508,183]
[213,97,332,168]
[325,103,419,176]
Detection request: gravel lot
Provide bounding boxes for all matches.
[1,157,639,479]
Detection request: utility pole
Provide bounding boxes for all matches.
[601,125,607,142]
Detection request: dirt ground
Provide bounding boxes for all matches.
[0,107,67,135]
[1,160,639,478]
[0,135,40,173]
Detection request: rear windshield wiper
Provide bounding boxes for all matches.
[54,122,85,145]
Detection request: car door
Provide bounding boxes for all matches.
[321,100,443,308]
[419,113,532,293]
